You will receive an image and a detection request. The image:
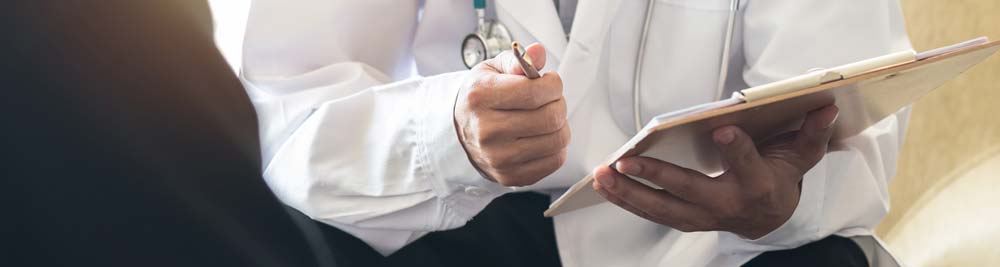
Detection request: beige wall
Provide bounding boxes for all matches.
[876,0,1000,236]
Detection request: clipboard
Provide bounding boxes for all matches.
[545,37,1000,217]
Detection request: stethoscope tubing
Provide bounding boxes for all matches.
[632,0,741,133]
[466,0,741,134]
[632,0,658,133]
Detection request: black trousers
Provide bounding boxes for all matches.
[315,192,868,267]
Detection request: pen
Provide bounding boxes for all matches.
[512,41,541,79]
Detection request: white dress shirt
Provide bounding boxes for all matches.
[237,0,911,265]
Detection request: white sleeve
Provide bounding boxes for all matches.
[242,64,513,256]
[719,0,912,252]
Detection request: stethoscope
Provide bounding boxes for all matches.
[461,0,512,69]
[462,0,742,133]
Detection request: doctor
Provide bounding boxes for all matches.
[239,0,910,266]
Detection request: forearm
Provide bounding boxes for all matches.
[243,67,512,255]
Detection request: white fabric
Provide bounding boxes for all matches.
[238,0,911,265]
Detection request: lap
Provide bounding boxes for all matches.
[313,192,867,267]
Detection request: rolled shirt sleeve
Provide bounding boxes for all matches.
[719,0,912,253]
[243,64,512,256]
[236,0,516,256]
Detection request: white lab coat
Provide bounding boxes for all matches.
[239,0,911,266]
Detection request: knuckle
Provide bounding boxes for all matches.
[530,153,564,181]
[552,150,568,169]
[542,108,567,133]
[549,73,564,91]
[479,147,513,168]
[527,87,552,108]
[477,126,504,144]
[480,155,502,169]
[490,156,519,170]
[555,127,571,149]
[465,86,491,107]
[746,183,779,206]
[532,74,562,103]
[671,178,693,198]
[555,97,568,116]
[472,73,496,90]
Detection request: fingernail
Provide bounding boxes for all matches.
[825,112,839,129]
[715,128,735,145]
[616,161,642,176]
[595,172,615,188]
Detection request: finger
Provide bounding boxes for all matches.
[592,166,711,229]
[483,122,568,166]
[468,72,563,110]
[484,50,521,75]
[484,43,547,75]
[791,105,838,170]
[713,125,767,180]
[493,148,567,186]
[524,42,547,71]
[503,123,571,164]
[593,181,661,223]
[614,157,713,202]
[485,97,566,139]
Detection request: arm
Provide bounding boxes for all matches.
[240,1,566,255]
[238,0,482,254]
[243,67,511,256]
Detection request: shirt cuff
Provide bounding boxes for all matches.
[418,71,514,229]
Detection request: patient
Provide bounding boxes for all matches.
[2,1,332,266]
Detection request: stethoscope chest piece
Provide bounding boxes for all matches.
[462,20,513,69]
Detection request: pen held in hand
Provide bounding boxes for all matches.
[512,41,542,79]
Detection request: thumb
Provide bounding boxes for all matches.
[484,42,547,75]
[522,42,547,71]
[791,105,838,169]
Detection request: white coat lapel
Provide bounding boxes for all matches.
[495,0,568,62]
[558,0,622,117]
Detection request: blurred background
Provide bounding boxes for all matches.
[206,0,1000,265]
[876,0,1000,266]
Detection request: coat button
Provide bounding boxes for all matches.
[464,186,488,197]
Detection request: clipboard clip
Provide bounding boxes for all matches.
[736,50,918,102]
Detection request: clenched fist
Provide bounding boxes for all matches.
[455,43,570,187]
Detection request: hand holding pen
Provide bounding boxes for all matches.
[454,42,570,186]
